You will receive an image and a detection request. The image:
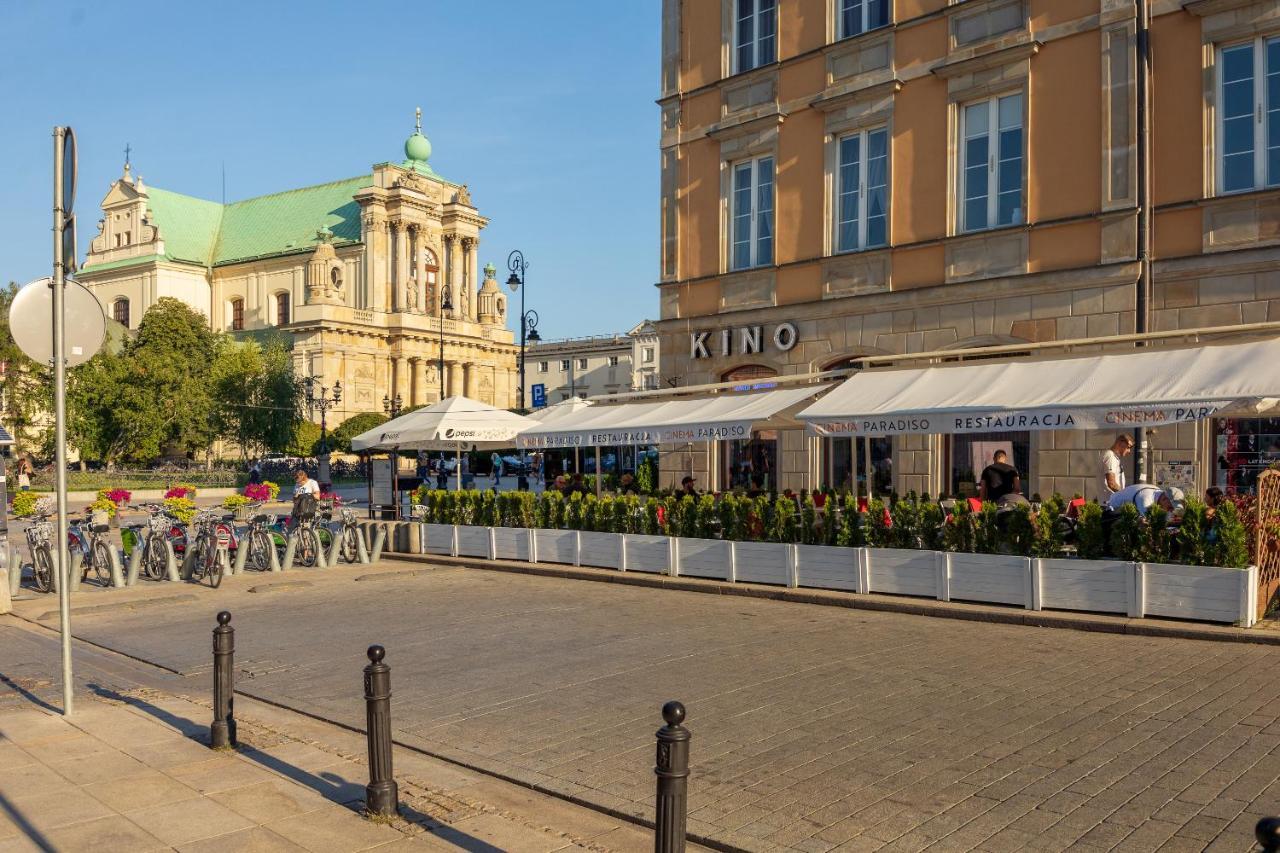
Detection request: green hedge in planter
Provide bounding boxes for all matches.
[405,487,1250,569]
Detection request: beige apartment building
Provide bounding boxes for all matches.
[77,112,518,428]
[656,0,1280,498]
[528,321,662,404]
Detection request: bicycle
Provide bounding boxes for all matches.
[23,514,56,593]
[334,503,363,563]
[186,509,232,587]
[69,515,117,587]
[124,504,180,581]
[240,505,281,571]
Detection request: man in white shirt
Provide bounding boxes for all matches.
[1106,484,1184,517]
[1099,434,1134,499]
[293,468,320,498]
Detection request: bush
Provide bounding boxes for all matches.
[1002,504,1036,557]
[330,412,389,454]
[12,491,45,517]
[1140,505,1173,564]
[164,496,196,524]
[636,454,657,494]
[943,500,976,554]
[88,497,118,519]
[1109,503,1142,561]
[165,484,196,499]
[1207,499,1250,569]
[222,494,252,510]
[1076,502,1106,560]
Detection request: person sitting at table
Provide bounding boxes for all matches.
[680,475,699,497]
[978,450,1021,503]
[1105,484,1184,518]
[1204,486,1224,521]
[618,472,639,495]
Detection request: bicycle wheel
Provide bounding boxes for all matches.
[143,536,167,580]
[248,530,272,571]
[297,528,319,568]
[207,547,224,588]
[340,527,359,563]
[92,541,113,585]
[32,546,52,593]
[188,535,207,582]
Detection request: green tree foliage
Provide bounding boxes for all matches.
[287,420,321,458]
[1207,499,1251,569]
[0,282,53,456]
[330,412,389,454]
[211,339,301,458]
[1075,502,1106,560]
[1109,503,1143,561]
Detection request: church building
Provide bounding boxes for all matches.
[77,111,519,426]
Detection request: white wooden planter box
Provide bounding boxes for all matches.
[578,532,623,569]
[948,553,1030,607]
[492,527,532,562]
[1038,558,1132,615]
[1141,562,1255,625]
[424,524,456,556]
[534,529,578,565]
[796,544,860,592]
[865,548,937,598]
[455,525,491,559]
[733,541,793,586]
[623,534,670,574]
[676,538,731,580]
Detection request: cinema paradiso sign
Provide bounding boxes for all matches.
[690,323,798,359]
[805,403,1232,437]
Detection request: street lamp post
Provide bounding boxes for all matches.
[382,393,403,420]
[305,376,341,490]
[506,250,541,412]
[437,284,453,400]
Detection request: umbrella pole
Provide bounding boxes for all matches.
[455,446,461,492]
[863,436,874,501]
[595,447,602,497]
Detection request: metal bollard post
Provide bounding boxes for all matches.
[210,611,237,748]
[363,645,399,818]
[654,701,690,853]
[369,525,387,563]
[1258,818,1280,852]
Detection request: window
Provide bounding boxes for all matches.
[1213,416,1280,493]
[837,127,889,252]
[722,364,778,382]
[644,374,660,390]
[577,392,588,400]
[608,355,620,367]
[839,0,889,40]
[735,0,776,73]
[960,93,1023,232]
[953,0,1023,47]
[423,248,439,289]
[112,298,129,328]
[538,361,549,373]
[643,347,655,363]
[730,156,775,270]
[560,359,571,371]
[577,358,588,370]
[231,298,244,331]
[1219,38,1280,194]
[275,292,290,326]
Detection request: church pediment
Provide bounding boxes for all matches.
[102,179,145,208]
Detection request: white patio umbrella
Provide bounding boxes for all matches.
[351,396,538,491]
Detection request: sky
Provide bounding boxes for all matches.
[0,0,660,341]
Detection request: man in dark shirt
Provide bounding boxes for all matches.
[979,450,1021,502]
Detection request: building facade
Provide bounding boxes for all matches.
[657,0,1280,498]
[78,112,518,428]
[527,321,662,404]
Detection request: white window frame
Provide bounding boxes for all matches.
[577,357,589,370]
[729,155,775,271]
[1217,36,1280,195]
[538,361,548,373]
[958,92,1024,233]
[835,126,890,253]
[734,0,777,74]
[643,347,655,363]
[559,359,570,372]
[837,0,890,41]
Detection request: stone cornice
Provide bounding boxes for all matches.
[706,110,786,142]
[931,40,1041,79]
[810,79,903,113]
[1183,0,1259,16]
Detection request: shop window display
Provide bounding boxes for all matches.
[1214,416,1280,494]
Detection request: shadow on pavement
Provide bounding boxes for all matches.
[0,791,56,852]
[0,672,59,714]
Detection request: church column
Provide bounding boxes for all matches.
[441,234,454,317]
[394,222,409,312]
[466,237,481,322]
[464,362,478,399]
[449,362,464,400]
[448,235,463,319]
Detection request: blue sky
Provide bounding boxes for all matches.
[0,1,660,340]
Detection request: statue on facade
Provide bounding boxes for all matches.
[454,184,472,206]
[404,282,418,312]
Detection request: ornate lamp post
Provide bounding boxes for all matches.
[506,250,541,411]
[305,376,341,490]
[437,284,453,399]
[382,393,403,419]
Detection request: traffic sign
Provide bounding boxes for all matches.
[10,277,105,367]
[531,383,546,408]
[61,127,76,215]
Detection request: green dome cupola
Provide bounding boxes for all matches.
[402,107,436,175]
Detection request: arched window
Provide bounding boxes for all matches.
[275,292,290,326]
[721,364,777,383]
[423,248,439,290]
[230,298,245,331]
[112,298,130,328]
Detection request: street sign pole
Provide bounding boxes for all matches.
[52,126,73,716]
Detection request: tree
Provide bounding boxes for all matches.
[288,420,322,458]
[330,412,388,453]
[211,339,302,458]
[0,282,53,457]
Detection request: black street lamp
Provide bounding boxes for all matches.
[382,393,403,419]
[437,284,453,399]
[305,376,341,489]
[506,250,541,411]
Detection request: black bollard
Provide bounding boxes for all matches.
[1258,818,1280,852]
[654,700,691,853]
[210,611,237,748]
[363,645,399,818]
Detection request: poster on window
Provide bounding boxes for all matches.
[1154,460,1196,495]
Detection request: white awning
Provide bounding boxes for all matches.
[351,396,537,451]
[517,386,826,449]
[798,338,1280,437]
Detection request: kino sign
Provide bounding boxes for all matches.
[691,322,798,359]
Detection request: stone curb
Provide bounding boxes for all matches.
[383,552,1280,647]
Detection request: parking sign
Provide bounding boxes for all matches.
[531,383,546,408]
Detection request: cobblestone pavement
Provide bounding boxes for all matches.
[19,564,1280,852]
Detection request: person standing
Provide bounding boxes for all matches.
[490,451,503,490]
[1100,434,1133,499]
[16,456,32,492]
[978,450,1021,502]
[247,458,262,486]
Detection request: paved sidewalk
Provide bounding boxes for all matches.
[0,620,671,852]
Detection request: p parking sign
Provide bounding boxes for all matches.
[531,383,546,408]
